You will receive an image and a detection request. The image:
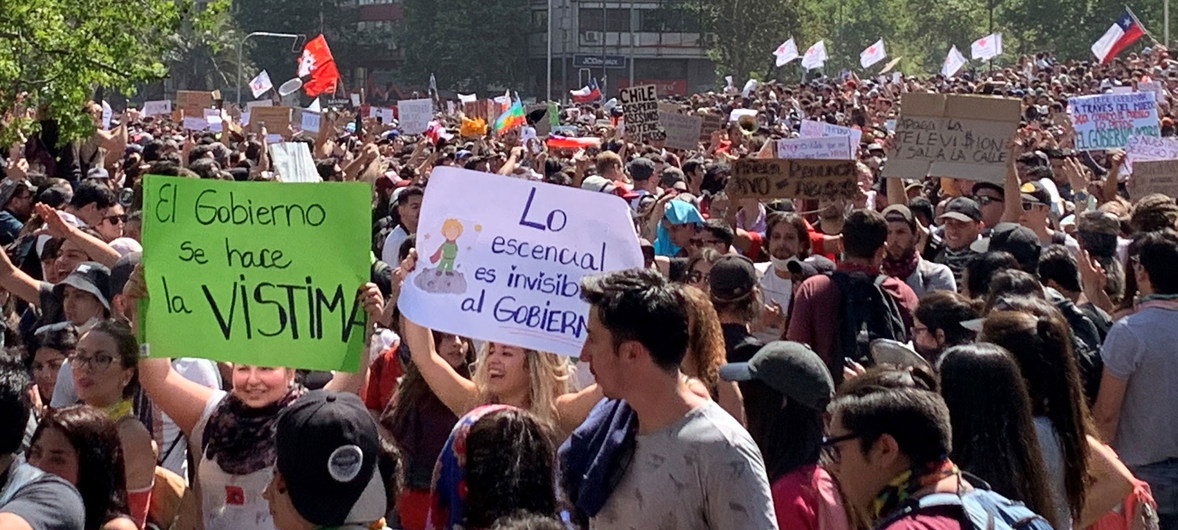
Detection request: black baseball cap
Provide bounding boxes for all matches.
[275,390,386,527]
[937,196,983,223]
[970,222,1041,270]
[719,341,834,410]
[627,157,656,181]
[53,262,111,310]
[1020,181,1051,206]
[708,254,758,302]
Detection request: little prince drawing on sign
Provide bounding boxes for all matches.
[431,218,463,272]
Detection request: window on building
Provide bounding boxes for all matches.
[637,6,702,33]
[578,8,630,32]
[532,10,548,30]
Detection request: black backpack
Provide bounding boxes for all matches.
[829,270,908,382]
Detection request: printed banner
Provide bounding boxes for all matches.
[140,176,371,371]
[397,167,643,356]
[397,98,433,135]
[1131,159,1178,199]
[619,84,665,142]
[883,93,1021,184]
[1069,92,1159,151]
[726,159,859,200]
[776,136,855,160]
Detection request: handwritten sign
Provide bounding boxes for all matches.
[883,94,1021,184]
[176,90,214,118]
[1126,135,1178,173]
[250,107,292,138]
[397,167,643,356]
[300,110,321,133]
[246,100,274,109]
[619,84,665,142]
[369,107,395,124]
[726,159,859,200]
[140,176,370,371]
[397,98,433,135]
[776,136,854,160]
[658,105,703,150]
[268,143,322,183]
[143,100,172,117]
[1069,92,1159,150]
[1139,81,1166,101]
[1131,159,1178,199]
[800,120,863,155]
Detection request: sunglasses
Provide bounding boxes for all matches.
[104,214,128,225]
[973,195,1003,206]
[1021,202,1046,212]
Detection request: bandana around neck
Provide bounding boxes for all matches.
[202,388,301,476]
[871,459,959,522]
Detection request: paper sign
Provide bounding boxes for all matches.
[350,94,361,106]
[883,93,1021,184]
[1139,81,1166,100]
[301,111,321,133]
[729,108,758,123]
[370,107,395,124]
[397,98,433,135]
[268,143,322,183]
[658,106,703,151]
[1110,86,1134,94]
[176,90,214,117]
[139,175,370,371]
[1069,92,1159,150]
[699,113,725,143]
[101,101,112,130]
[143,100,172,117]
[1126,135,1178,173]
[776,136,855,159]
[240,111,251,127]
[618,84,665,142]
[799,120,863,154]
[250,106,292,137]
[246,100,274,109]
[204,109,223,133]
[726,159,858,200]
[397,167,643,356]
[1131,159,1178,198]
[181,117,208,131]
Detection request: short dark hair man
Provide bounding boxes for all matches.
[933,197,984,286]
[65,181,117,228]
[576,268,778,528]
[380,186,423,266]
[0,180,34,246]
[0,357,85,529]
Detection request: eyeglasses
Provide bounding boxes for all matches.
[973,195,1003,206]
[821,433,860,464]
[67,352,115,372]
[687,270,710,284]
[103,214,127,225]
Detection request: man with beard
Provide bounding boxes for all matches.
[911,291,978,365]
[881,205,955,296]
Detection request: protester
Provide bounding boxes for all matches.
[911,291,979,364]
[708,254,766,363]
[0,356,86,530]
[0,179,35,246]
[882,204,956,296]
[26,323,75,412]
[575,268,778,528]
[932,197,984,285]
[26,405,138,530]
[677,284,744,423]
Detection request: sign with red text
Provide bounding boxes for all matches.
[1069,92,1159,150]
[397,167,643,356]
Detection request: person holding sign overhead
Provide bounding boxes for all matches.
[126,267,386,530]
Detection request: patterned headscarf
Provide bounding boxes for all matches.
[425,404,516,530]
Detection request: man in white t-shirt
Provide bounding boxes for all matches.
[754,211,809,341]
[577,269,778,530]
[380,186,423,266]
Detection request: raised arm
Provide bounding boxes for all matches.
[0,240,41,305]
[35,203,119,267]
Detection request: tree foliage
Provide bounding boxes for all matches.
[400,0,530,92]
[164,0,252,92]
[0,0,182,143]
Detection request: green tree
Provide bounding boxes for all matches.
[674,0,801,80]
[164,0,252,92]
[0,0,182,143]
[400,0,530,92]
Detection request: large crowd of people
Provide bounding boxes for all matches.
[0,46,1177,530]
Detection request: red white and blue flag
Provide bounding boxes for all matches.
[570,78,601,103]
[1092,9,1146,64]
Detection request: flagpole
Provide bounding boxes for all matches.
[236,32,304,106]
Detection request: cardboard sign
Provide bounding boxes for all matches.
[250,106,292,137]
[776,136,855,160]
[397,98,433,135]
[1069,92,1159,150]
[397,167,643,356]
[268,143,322,183]
[726,159,859,200]
[799,120,863,155]
[883,94,1021,184]
[699,113,726,143]
[658,105,703,150]
[143,100,172,117]
[139,176,370,371]
[1131,159,1178,198]
[176,90,214,117]
[618,84,664,142]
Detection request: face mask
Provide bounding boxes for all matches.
[771,255,799,272]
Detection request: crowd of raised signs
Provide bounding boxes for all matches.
[1,46,1178,530]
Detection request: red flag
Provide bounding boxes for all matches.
[297,35,340,97]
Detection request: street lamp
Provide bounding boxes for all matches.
[236,32,306,105]
[547,0,553,101]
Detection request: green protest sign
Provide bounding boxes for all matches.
[140,175,371,371]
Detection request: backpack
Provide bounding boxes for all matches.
[829,271,908,375]
[873,476,1054,530]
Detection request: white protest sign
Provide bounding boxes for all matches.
[398,98,433,135]
[101,101,112,130]
[370,107,395,124]
[800,119,862,155]
[142,100,172,117]
[1139,81,1166,100]
[301,110,321,133]
[181,117,208,131]
[619,85,664,142]
[350,94,361,107]
[267,142,322,183]
[203,109,222,132]
[398,167,643,356]
[776,136,855,159]
[1069,92,1159,151]
[1111,86,1134,94]
[658,107,704,151]
[1125,135,1178,173]
[520,126,537,144]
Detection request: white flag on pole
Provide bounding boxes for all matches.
[773,39,799,67]
[942,46,968,77]
[971,33,1003,60]
[249,70,273,99]
[860,39,887,69]
[307,98,321,113]
[742,79,759,98]
[802,41,828,70]
[458,93,477,104]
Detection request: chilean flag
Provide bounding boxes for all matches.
[1092,9,1146,64]
[570,79,601,103]
[545,134,601,149]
